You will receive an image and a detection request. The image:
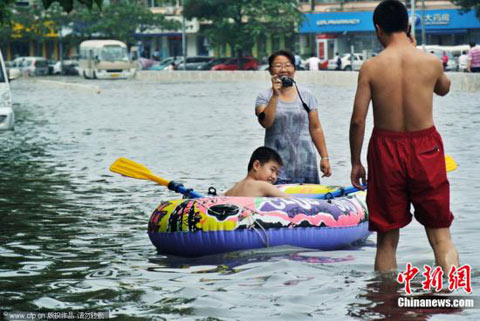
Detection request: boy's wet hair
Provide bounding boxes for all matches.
[373,0,409,34]
[268,50,296,73]
[247,147,283,172]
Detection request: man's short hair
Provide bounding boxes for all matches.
[268,50,296,73]
[373,0,409,34]
[247,147,283,172]
[470,42,476,48]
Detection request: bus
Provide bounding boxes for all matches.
[78,40,135,79]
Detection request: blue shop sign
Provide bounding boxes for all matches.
[299,9,480,33]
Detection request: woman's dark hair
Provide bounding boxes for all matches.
[247,147,283,172]
[373,0,409,34]
[268,50,296,73]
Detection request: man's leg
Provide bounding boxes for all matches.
[375,229,400,272]
[425,227,459,274]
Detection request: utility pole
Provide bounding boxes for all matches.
[421,0,426,50]
[311,0,315,55]
[411,0,416,39]
[182,14,186,70]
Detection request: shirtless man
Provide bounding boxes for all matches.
[224,146,290,198]
[349,0,458,273]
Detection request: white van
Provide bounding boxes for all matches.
[78,40,135,79]
[1,50,21,130]
[1,50,15,130]
[417,45,457,71]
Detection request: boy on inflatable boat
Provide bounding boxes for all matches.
[224,147,291,198]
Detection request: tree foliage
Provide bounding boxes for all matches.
[0,0,101,25]
[450,0,480,18]
[183,0,303,57]
[0,1,180,47]
[69,3,179,45]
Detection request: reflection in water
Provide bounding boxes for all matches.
[348,273,463,320]
[148,248,357,275]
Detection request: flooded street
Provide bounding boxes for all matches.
[1,75,479,320]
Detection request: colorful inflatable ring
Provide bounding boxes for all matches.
[148,188,370,257]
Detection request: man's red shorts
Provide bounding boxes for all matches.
[366,126,453,232]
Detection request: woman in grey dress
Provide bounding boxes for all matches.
[255,50,331,184]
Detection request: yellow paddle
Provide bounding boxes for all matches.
[445,154,457,172]
[110,157,204,198]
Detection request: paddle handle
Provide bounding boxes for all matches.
[312,185,364,199]
[168,181,204,198]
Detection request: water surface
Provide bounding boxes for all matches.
[1,75,479,320]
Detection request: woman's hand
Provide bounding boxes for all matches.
[320,158,332,177]
[271,75,282,96]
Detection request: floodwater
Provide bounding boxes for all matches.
[0,74,479,320]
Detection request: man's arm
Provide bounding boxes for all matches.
[434,59,450,96]
[349,62,371,189]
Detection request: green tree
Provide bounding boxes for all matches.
[0,0,101,25]
[183,0,303,57]
[450,0,480,18]
[1,1,180,50]
[73,3,179,45]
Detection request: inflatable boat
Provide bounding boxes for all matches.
[148,186,370,257]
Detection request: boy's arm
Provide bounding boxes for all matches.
[258,181,291,198]
[349,62,371,189]
[434,59,451,96]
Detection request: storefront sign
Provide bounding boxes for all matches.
[424,13,450,25]
[317,19,360,26]
[300,9,480,34]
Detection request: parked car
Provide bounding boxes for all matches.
[135,57,156,70]
[1,49,21,130]
[53,60,79,75]
[327,53,363,71]
[198,57,230,70]
[12,56,49,76]
[418,45,464,71]
[175,57,214,70]
[148,56,183,70]
[418,46,457,71]
[47,59,56,74]
[212,57,258,70]
[259,61,307,71]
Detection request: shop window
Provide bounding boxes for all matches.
[197,36,209,56]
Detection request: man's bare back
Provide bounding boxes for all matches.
[358,37,450,132]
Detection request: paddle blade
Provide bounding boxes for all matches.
[110,157,169,186]
[445,154,457,172]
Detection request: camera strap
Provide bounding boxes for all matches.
[293,81,311,113]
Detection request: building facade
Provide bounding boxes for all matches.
[299,5,480,61]
[2,0,480,62]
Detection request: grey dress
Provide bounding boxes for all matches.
[255,87,320,184]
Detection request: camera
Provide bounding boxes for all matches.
[280,76,294,87]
